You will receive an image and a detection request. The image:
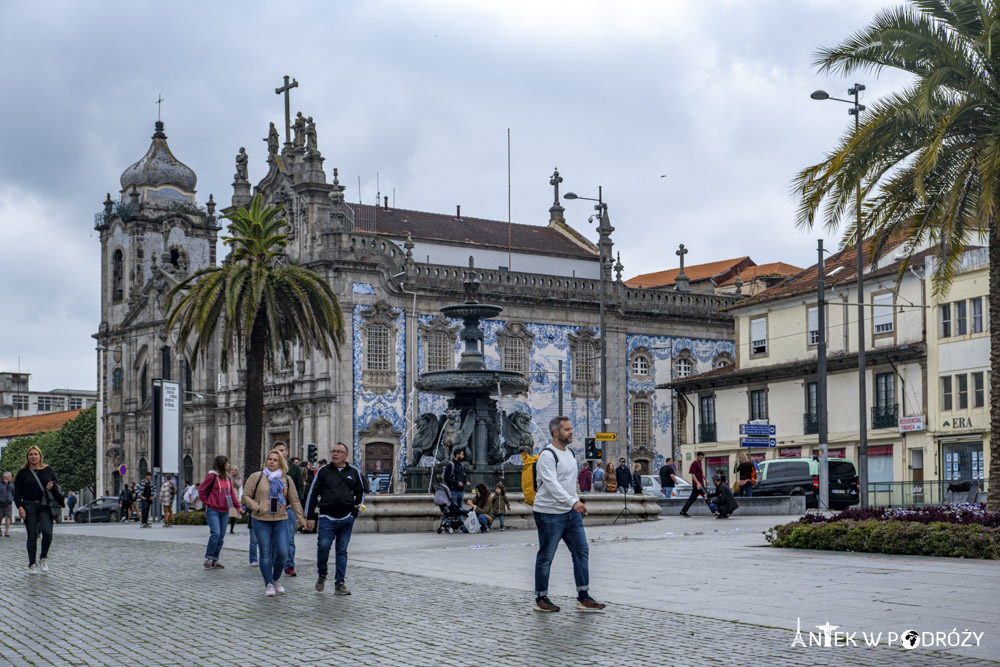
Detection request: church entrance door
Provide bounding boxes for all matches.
[365,442,393,493]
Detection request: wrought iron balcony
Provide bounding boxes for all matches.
[699,423,717,443]
[871,404,898,429]
[803,412,819,435]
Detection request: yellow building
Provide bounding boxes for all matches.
[664,239,937,499]
[926,247,990,496]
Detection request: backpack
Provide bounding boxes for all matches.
[750,460,759,484]
[521,448,559,506]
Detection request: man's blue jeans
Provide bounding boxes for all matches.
[450,490,464,508]
[252,518,288,586]
[204,508,228,561]
[662,487,674,499]
[285,506,297,567]
[316,516,355,584]
[533,510,589,597]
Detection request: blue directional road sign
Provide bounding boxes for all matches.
[740,437,776,448]
[740,424,776,436]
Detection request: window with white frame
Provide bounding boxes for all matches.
[574,344,596,387]
[501,336,525,374]
[38,396,64,412]
[941,376,953,411]
[955,300,968,336]
[676,358,692,378]
[568,328,599,398]
[12,395,28,410]
[750,317,767,355]
[807,306,820,345]
[426,331,453,372]
[366,324,391,371]
[631,355,649,377]
[940,304,952,338]
[69,397,83,410]
[956,374,969,409]
[971,297,984,333]
[973,372,985,408]
[872,293,894,334]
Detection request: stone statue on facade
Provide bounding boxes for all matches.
[234,147,249,182]
[305,116,318,154]
[264,122,279,163]
[293,112,306,149]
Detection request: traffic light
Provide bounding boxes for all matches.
[307,443,318,464]
[585,437,599,460]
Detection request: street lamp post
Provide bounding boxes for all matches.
[811,83,869,507]
[564,189,614,452]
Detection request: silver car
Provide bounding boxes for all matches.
[641,474,692,499]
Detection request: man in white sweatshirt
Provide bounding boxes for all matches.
[532,416,606,613]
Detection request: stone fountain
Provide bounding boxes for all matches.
[403,265,534,492]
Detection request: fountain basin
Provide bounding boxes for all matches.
[416,369,529,395]
[440,303,503,320]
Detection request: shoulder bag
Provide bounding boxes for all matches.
[28,467,64,513]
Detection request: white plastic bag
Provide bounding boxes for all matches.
[464,509,480,534]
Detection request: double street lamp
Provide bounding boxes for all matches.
[564,188,613,442]
[811,84,870,508]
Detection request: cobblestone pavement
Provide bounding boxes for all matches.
[0,534,996,666]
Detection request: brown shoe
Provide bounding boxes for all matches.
[576,595,606,611]
[211,561,224,569]
[533,596,560,612]
[285,566,297,577]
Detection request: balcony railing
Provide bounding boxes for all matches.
[699,423,717,443]
[803,412,819,435]
[871,404,898,429]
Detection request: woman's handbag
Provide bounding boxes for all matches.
[28,468,64,513]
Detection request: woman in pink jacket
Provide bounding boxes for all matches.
[198,455,241,569]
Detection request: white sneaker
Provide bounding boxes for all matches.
[39,558,48,572]
[265,584,276,597]
[247,562,259,568]
[28,564,38,575]
[275,582,285,595]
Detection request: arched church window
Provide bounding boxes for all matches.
[112,249,124,303]
[112,367,122,394]
[183,455,194,486]
[140,364,148,404]
[161,347,171,381]
[138,457,148,479]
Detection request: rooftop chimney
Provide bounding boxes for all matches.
[384,196,389,210]
[456,204,461,220]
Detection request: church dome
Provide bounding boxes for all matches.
[120,121,197,193]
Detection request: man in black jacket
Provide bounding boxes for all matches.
[707,474,739,519]
[305,442,368,595]
[615,459,630,494]
[443,449,470,507]
[138,472,155,528]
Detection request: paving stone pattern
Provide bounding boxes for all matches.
[0,535,995,666]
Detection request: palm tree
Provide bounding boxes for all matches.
[165,194,344,475]
[793,0,1000,510]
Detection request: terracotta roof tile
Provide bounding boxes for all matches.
[0,410,83,439]
[625,257,753,289]
[353,204,599,260]
[716,262,803,287]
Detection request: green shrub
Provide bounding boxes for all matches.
[171,511,250,526]
[766,519,1000,559]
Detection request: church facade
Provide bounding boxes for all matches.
[94,107,736,493]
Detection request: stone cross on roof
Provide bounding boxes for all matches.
[676,243,688,276]
[549,167,563,206]
[156,94,164,121]
[275,75,299,144]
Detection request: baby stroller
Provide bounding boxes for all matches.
[433,483,470,534]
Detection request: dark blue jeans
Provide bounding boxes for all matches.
[450,490,464,508]
[316,516,355,583]
[22,501,53,566]
[285,507,297,567]
[248,516,261,564]
[252,518,288,586]
[204,508,228,561]
[533,510,589,597]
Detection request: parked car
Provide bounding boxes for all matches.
[640,474,692,499]
[73,496,122,523]
[753,458,859,509]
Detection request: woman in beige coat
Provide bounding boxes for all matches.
[242,449,306,597]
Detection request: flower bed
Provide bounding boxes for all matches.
[766,504,1000,559]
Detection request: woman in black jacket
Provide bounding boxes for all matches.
[13,445,64,573]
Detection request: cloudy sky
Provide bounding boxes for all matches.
[0,0,911,392]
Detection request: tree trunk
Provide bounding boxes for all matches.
[989,217,999,512]
[244,312,267,477]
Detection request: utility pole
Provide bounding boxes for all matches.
[817,240,829,510]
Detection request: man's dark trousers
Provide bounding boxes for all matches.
[679,485,702,514]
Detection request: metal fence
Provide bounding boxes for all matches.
[866,479,989,507]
